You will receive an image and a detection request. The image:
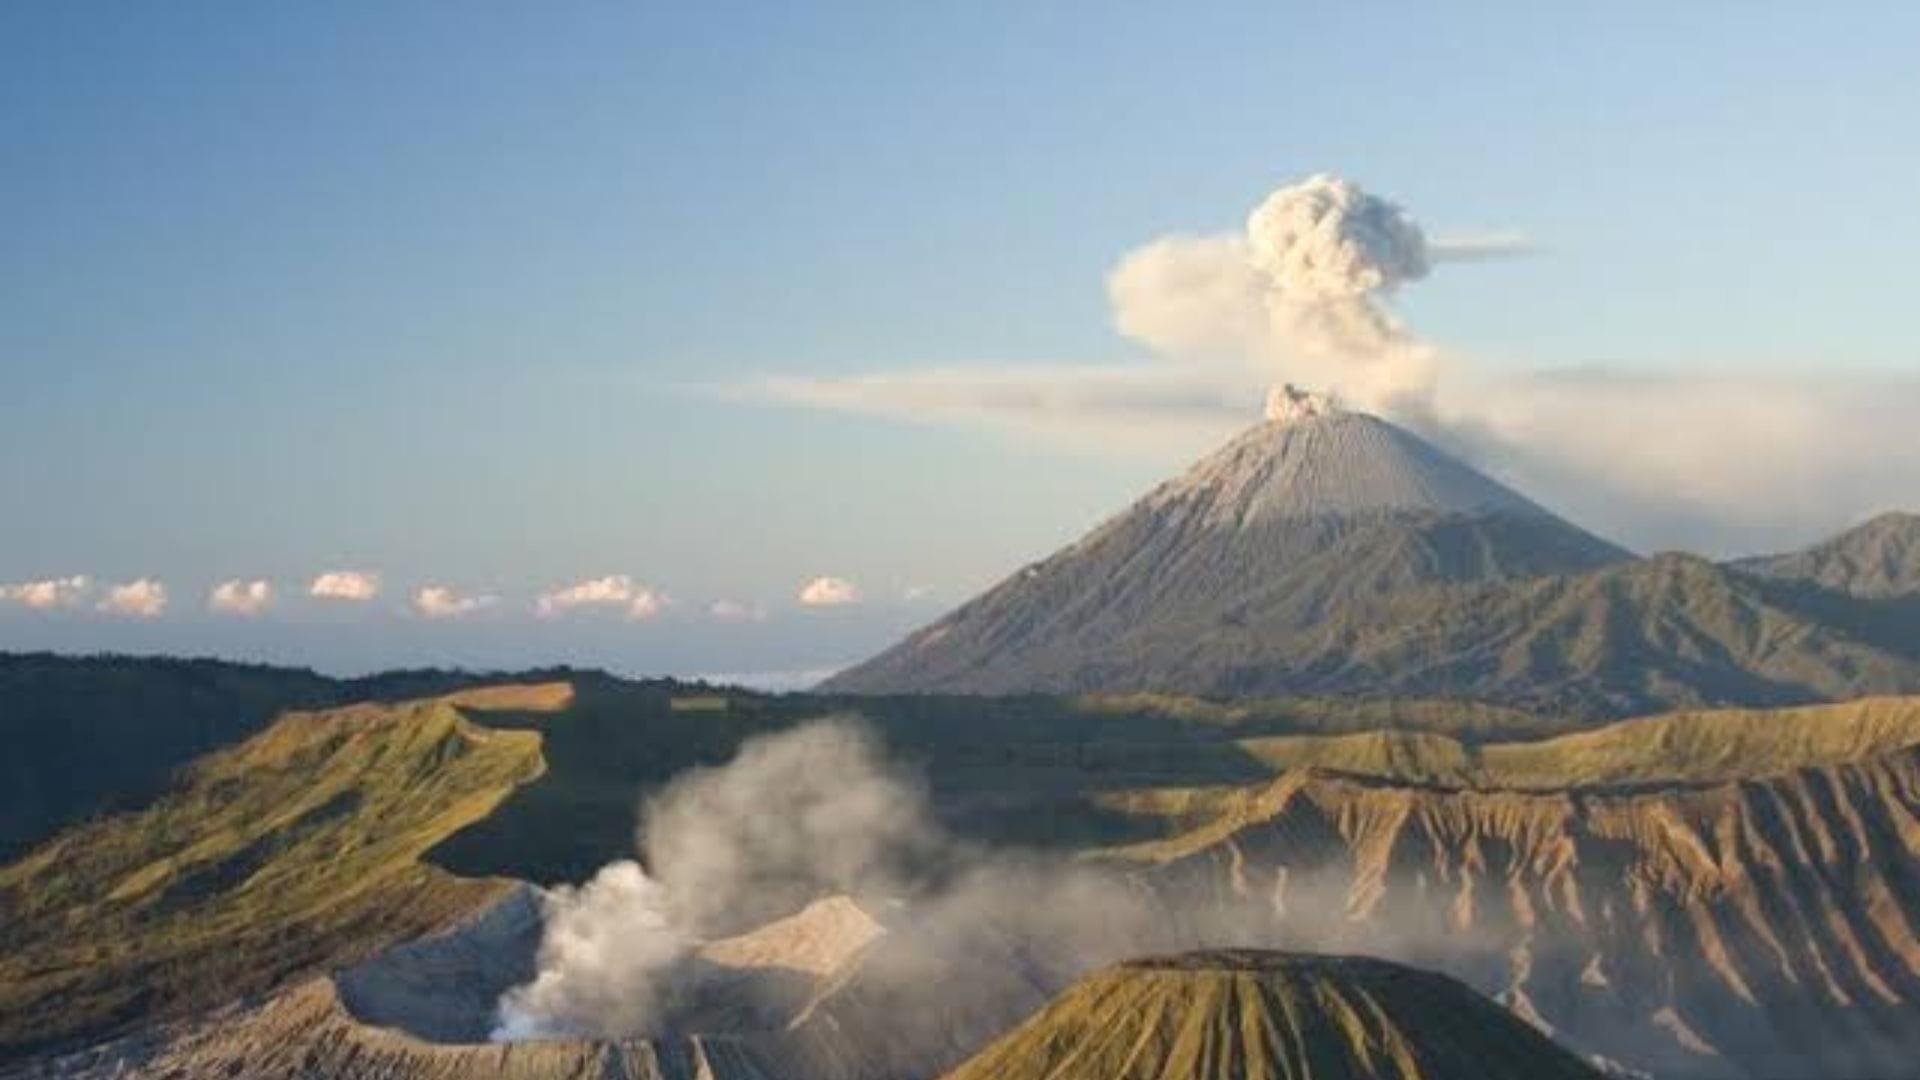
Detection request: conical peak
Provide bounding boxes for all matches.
[1152,408,1546,527]
[945,948,1606,1080]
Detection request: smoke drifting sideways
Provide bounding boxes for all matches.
[489,718,1515,1046]
[1109,173,1474,419]
[748,170,1920,554]
[492,719,1221,1043]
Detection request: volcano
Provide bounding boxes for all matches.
[824,387,1629,697]
[941,949,1603,1080]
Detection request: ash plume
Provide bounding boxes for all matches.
[492,718,951,1039]
[489,718,1505,1046]
[1107,173,1460,417]
[1244,173,1429,301]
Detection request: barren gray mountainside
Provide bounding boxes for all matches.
[823,402,1631,699]
[825,407,1920,717]
[1736,512,1920,598]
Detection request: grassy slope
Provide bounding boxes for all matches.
[0,652,536,862]
[0,654,337,861]
[14,658,1920,1066]
[1228,694,1920,789]
[941,951,1601,1080]
[428,678,1554,884]
[1090,696,1920,844]
[0,684,559,1060]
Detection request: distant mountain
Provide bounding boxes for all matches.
[825,391,1632,701]
[826,395,1920,716]
[941,950,1602,1080]
[1231,551,1920,717]
[1735,511,1920,598]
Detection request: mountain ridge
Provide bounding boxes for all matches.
[1735,511,1920,598]
[825,406,1635,702]
[826,408,1920,717]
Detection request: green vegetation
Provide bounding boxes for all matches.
[941,950,1602,1080]
[428,679,1559,884]
[0,652,522,861]
[0,684,555,1059]
[1091,695,1920,846]
[14,654,1920,1070]
[1230,694,1920,789]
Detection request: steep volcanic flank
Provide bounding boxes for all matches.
[826,398,1920,716]
[941,949,1602,1080]
[825,395,1629,697]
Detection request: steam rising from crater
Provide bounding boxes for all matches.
[489,718,1521,1047]
[492,718,935,1039]
[1245,173,1429,301]
[1108,173,1464,417]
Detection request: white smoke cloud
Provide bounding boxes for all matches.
[0,575,92,610]
[1107,235,1269,360]
[492,719,1192,1048]
[491,718,1593,1065]
[491,861,689,1041]
[797,576,860,607]
[310,570,380,601]
[1421,370,1920,553]
[1104,173,1450,416]
[535,575,666,620]
[494,717,1494,1054]
[494,719,940,1039]
[411,584,499,620]
[208,579,272,616]
[98,579,167,618]
[1244,173,1429,300]
[737,171,1920,553]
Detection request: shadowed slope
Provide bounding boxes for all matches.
[1738,512,1920,598]
[0,686,558,1059]
[941,949,1602,1080]
[826,410,1628,698]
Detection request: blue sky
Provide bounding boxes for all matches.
[4,3,1918,676]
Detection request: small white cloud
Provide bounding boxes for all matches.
[903,584,936,603]
[208,579,272,616]
[98,579,167,618]
[707,598,768,623]
[0,575,91,610]
[412,585,499,620]
[310,570,380,601]
[797,576,860,607]
[535,575,668,620]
